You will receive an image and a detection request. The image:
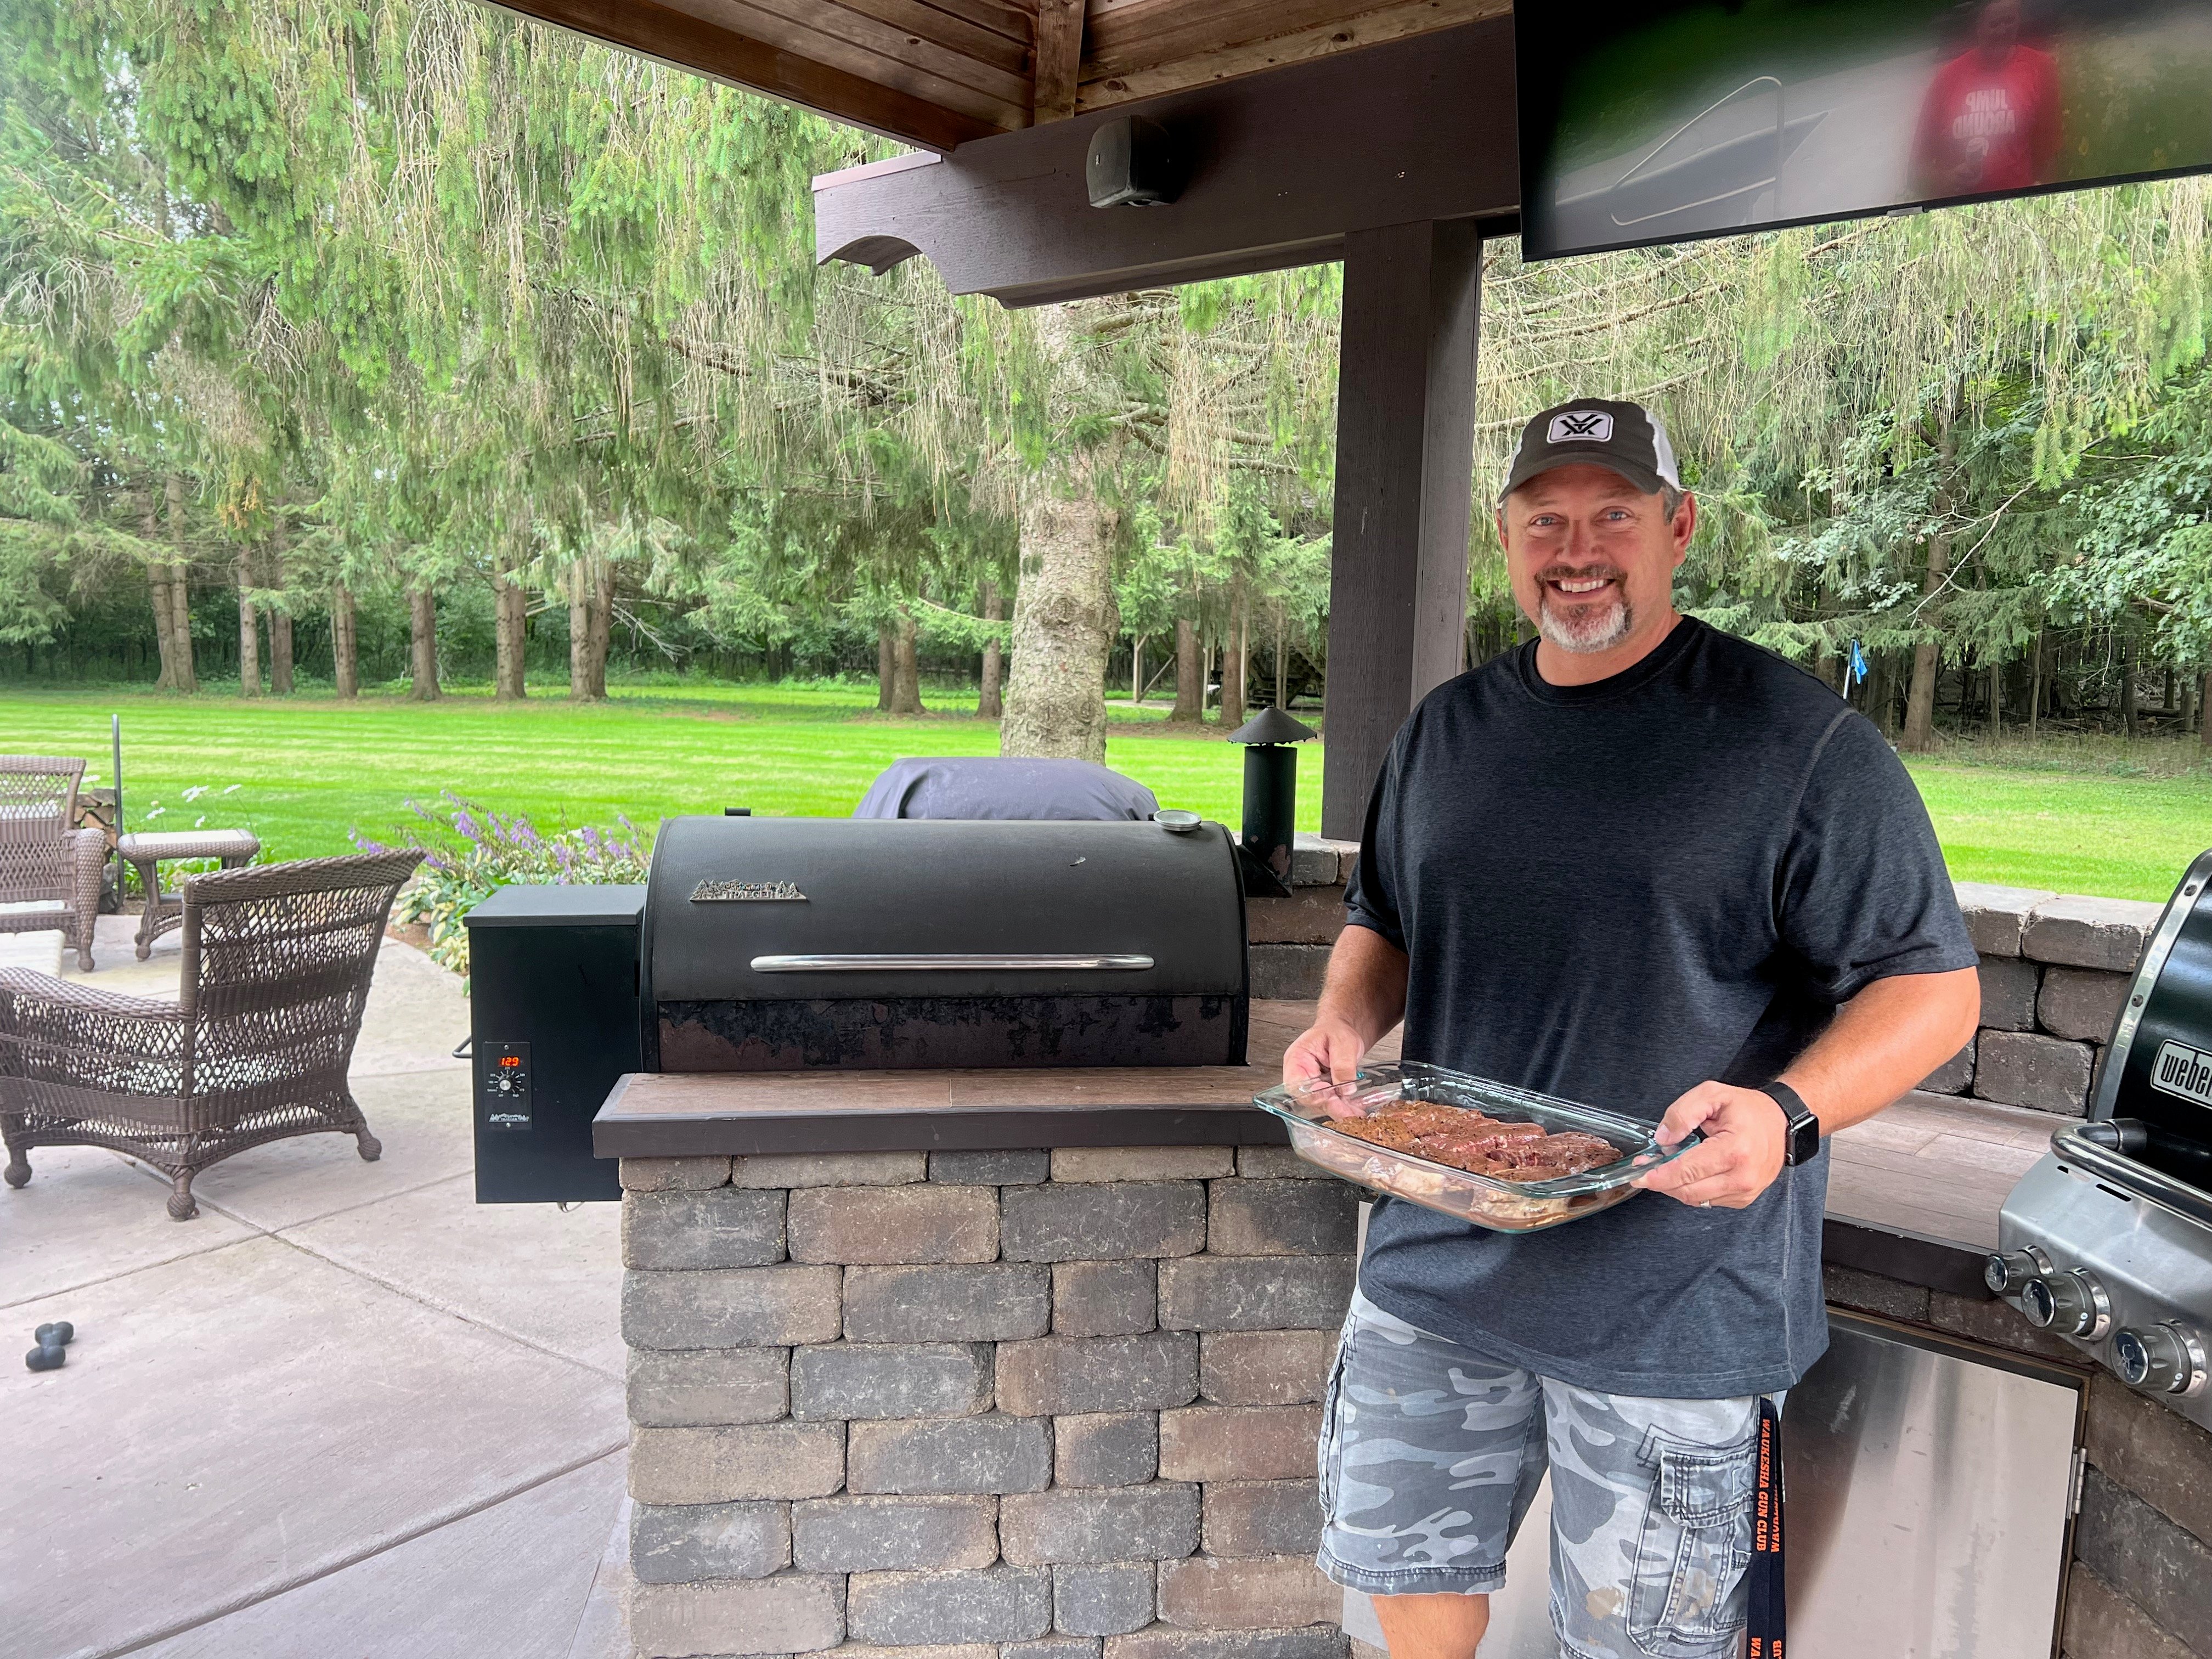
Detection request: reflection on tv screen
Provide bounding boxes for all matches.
[1517,0,2212,260]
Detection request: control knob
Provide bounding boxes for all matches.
[2114,1324,2208,1397]
[1984,1247,2051,1295]
[2021,1270,2112,1340]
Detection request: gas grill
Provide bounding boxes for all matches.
[467,812,1249,1200]
[1990,848,2212,1426]
[642,815,1249,1071]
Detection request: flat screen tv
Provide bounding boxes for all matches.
[1517,0,2212,261]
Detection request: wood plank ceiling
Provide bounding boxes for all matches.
[485,0,1513,150]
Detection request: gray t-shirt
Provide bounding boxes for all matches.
[1344,618,1976,1398]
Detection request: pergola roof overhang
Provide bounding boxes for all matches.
[484,0,1512,154]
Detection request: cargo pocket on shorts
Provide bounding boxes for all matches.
[1624,1427,1757,1659]
[1316,1322,1356,1517]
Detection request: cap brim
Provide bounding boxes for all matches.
[1500,453,1667,503]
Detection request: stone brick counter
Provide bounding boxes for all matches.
[618,1144,1360,1659]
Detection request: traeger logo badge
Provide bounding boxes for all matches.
[691,880,808,903]
[2152,1039,2212,1109]
[1548,409,1614,444]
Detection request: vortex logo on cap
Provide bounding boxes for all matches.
[1548,411,1613,443]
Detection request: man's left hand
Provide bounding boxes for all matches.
[1631,1082,1790,1210]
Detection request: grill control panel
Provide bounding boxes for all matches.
[482,1041,532,1132]
[1998,1155,2212,1431]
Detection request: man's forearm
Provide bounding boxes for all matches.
[1316,923,1410,1049]
[1781,965,1982,1135]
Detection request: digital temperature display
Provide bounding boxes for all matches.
[499,1055,522,1068]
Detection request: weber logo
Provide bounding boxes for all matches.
[692,879,808,903]
[1548,410,1614,444]
[2153,1039,2212,1108]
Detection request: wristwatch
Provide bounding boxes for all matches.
[1757,1080,1822,1166]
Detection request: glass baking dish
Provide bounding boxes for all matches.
[1251,1061,1697,1233]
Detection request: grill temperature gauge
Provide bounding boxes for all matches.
[2115,1324,2208,1397]
[2021,1270,2112,1340]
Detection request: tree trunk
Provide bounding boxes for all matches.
[164,472,198,693]
[495,572,528,700]
[1218,574,1248,729]
[877,624,895,710]
[236,548,261,698]
[2163,667,2176,713]
[889,610,924,714]
[2028,631,2045,740]
[1001,482,1117,759]
[1000,303,1120,764]
[408,586,441,700]
[2201,671,2211,750]
[1901,434,1956,753]
[1275,610,1289,708]
[1900,532,1946,751]
[147,566,177,691]
[332,580,359,698]
[1987,659,2001,738]
[979,582,1005,719]
[1129,634,1144,707]
[267,537,294,694]
[2121,631,2138,739]
[1170,617,1202,721]
[568,562,603,702]
[590,560,614,697]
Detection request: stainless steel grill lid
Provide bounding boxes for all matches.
[640,815,1249,1071]
[2089,847,2212,1190]
[1993,848,2212,1429]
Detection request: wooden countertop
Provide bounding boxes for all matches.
[595,1001,2060,1293]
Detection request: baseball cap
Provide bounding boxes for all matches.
[1501,398,1682,501]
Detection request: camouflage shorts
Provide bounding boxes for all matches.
[1317,1290,1773,1659]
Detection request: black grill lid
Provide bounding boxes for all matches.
[644,815,1246,1004]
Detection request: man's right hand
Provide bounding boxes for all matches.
[1283,1017,1369,1088]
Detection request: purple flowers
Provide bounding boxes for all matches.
[358,792,654,981]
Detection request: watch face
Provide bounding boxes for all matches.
[1786,1115,1821,1166]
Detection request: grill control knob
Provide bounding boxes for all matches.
[2022,1271,2112,1340]
[1985,1248,2051,1295]
[2115,1324,2208,1397]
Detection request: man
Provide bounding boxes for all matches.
[1289,398,1982,1659]
[1910,0,2063,198]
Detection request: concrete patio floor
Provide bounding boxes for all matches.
[3,913,630,1659]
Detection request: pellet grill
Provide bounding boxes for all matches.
[1990,848,2212,1426]
[467,814,1250,1202]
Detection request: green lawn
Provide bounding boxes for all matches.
[3,682,2207,901]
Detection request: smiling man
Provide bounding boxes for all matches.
[1286,399,1982,1659]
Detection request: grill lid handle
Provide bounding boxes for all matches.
[749,953,1156,973]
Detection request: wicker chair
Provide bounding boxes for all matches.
[0,850,424,1220]
[0,757,105,973]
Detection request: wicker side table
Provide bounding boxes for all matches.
[118,830,261,960]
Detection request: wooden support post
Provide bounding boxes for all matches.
[1321,219,1481,840]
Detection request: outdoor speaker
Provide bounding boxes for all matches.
[1087,117,1182,208]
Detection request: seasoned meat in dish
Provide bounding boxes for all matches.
[1330,1099,1619,1182]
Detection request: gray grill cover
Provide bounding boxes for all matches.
[853,757,1161,821]
[642,815,1248,1071]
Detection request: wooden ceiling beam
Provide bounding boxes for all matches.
[816,16,1519,306]
[1032,0,1085,123]
[479,0,1001,150]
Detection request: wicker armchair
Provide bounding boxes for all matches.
[1,757,105,973]
[0,849,424,1220]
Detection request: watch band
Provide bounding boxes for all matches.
[1758,1079,1822,1166]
